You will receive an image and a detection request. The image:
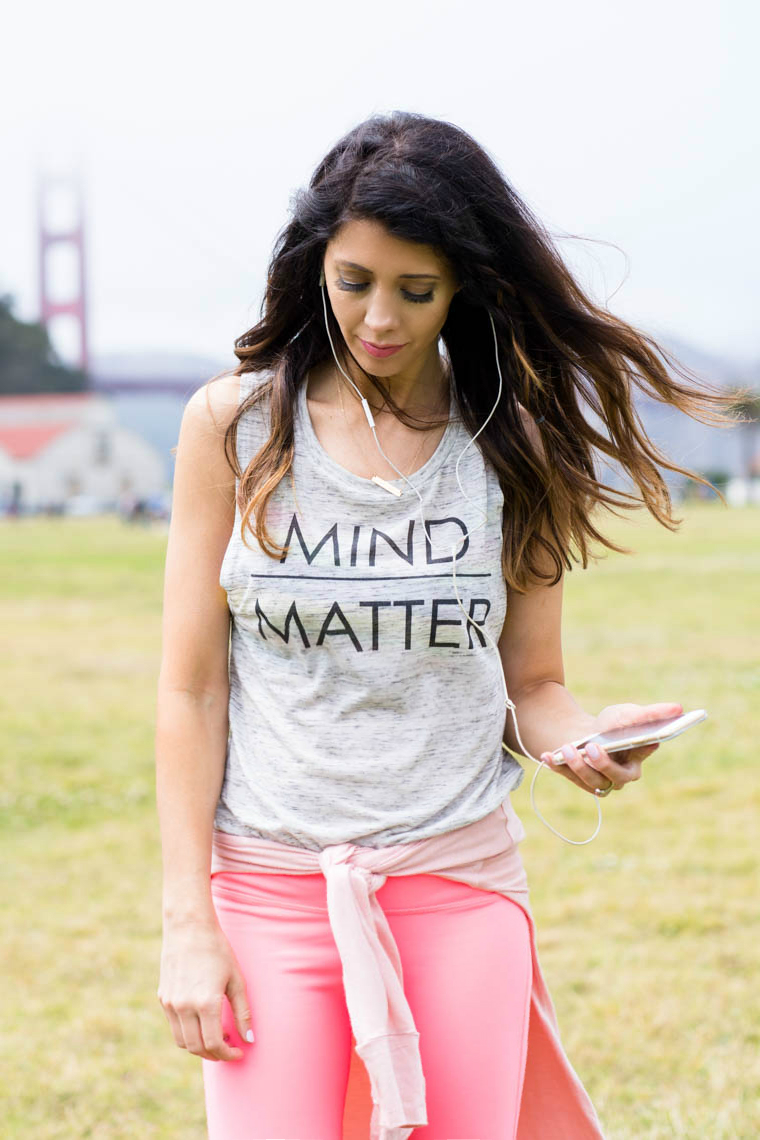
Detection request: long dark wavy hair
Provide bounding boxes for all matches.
[216,110,744,593]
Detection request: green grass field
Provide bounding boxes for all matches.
[1,504,758,1138]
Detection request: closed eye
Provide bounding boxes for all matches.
[336,278,434,304]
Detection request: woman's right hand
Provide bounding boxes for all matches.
[157,918,254,1063]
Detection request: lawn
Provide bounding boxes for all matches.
[1,503,758,1138]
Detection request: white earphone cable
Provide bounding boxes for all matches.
[318,277,603,845]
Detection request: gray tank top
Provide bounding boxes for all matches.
[213,368,525,851]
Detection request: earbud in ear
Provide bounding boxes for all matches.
[319,268,325,287]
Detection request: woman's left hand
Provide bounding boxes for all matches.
[540,701,683,796]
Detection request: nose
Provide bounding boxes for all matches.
[362,287,402,337]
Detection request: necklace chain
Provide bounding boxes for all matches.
[335,372,449,481]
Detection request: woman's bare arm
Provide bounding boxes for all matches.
[498,407,674,796]
[155,373,241,925]
[498,406,595,754]
[498,546,598,760]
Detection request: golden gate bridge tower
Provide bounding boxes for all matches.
[36,169,90,378]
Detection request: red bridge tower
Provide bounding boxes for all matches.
[36,170,90,377]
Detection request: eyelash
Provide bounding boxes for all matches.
[336,278,434,304]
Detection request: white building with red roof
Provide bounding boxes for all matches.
[0,391,166,512]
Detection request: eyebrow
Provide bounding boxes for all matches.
[334,259,441,280]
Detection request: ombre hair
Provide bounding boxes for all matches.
[214,110,743,593]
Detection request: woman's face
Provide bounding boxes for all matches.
[321,218,461,378]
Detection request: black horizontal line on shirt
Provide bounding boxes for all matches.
[247,572,492,581]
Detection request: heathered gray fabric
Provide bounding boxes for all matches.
[213,368,525,851]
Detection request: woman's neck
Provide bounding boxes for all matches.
[312,351,450,420]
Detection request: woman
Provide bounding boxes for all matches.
[156,112,738,1140]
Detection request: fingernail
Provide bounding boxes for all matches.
[586,742,600,760]
[561,745,573,761]
[245,1029,255,1043]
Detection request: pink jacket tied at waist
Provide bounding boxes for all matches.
[211,798,607,1140]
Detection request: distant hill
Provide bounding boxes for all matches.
[90,349,235,383]
[636,333,757,401]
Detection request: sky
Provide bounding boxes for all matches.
[2,0,758,375]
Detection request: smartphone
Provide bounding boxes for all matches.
[550,709,708,764]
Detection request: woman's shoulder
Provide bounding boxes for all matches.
[187,371,241,425]
[187,368,273,427]
[190,368,279,479]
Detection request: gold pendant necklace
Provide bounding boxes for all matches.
[335,374,448,497]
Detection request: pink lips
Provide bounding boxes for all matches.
[359,338,406,358]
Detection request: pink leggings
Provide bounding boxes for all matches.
[202,869,532,1140]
